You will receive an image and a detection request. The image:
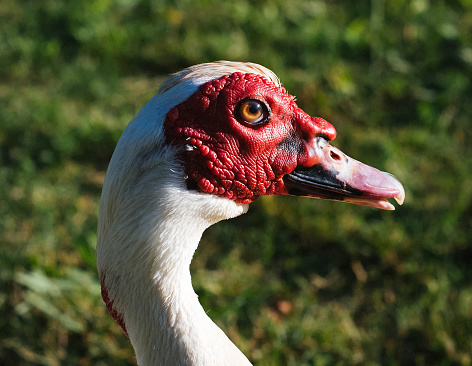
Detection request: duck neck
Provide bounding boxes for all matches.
[99,187,251,366]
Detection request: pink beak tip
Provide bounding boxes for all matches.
[383,172,405,206]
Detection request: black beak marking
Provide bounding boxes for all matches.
[286,164,363,198]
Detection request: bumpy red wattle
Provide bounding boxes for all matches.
[164,72,336,203]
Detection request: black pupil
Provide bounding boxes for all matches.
[248,103,261,115]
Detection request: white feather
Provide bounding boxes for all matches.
[97,61,276,365]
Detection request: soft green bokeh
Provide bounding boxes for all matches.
[1,0,471,365]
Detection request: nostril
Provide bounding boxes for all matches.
[330,150,342,161]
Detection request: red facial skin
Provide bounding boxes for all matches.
[164,72,336,204]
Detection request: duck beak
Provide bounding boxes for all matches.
[283,137,405,210]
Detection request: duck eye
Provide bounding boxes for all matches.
[236,99,271,127]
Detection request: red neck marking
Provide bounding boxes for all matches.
[100,273,129,337]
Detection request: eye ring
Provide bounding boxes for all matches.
[235,98,271,127]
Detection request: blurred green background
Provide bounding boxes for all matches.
[1,0,471,365]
